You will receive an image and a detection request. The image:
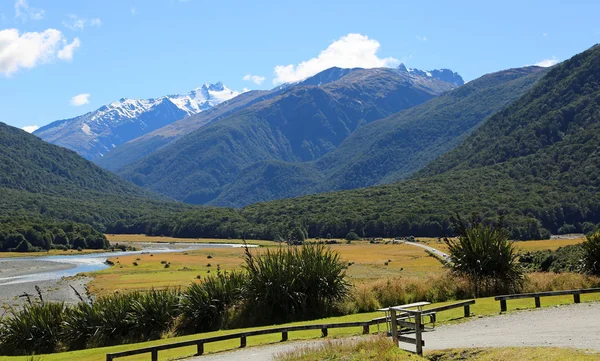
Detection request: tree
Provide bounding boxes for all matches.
[445,215,524,297]
[345,231,360,241]
[582,230,600,276]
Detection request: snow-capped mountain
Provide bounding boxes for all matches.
[34,83,240,161]
[397,63,464,86]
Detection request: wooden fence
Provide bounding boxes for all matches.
[495,287,600,312]
[106,299,475,360]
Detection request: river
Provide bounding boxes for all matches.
[0,242,256,308]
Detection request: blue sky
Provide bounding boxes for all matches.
[1,0,599,131]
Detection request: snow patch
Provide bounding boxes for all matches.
[81,123,93,135]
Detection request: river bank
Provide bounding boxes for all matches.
[0,242,258,310]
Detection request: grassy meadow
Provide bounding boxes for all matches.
[90,235,588,296]
[1,294,599,361]
[89,237,446,295]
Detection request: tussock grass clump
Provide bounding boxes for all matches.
[345,274,474,312]
[523,272,600,293]
[275,336,421,361]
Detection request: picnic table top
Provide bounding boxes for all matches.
[378,301,431,312]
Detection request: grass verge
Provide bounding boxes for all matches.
[2,293,599,360]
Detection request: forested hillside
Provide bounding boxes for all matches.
[236,44,600,240]
[0,122,152,199]
[118,67,457,204]
[0,123,248,239]
[211,66,547,207]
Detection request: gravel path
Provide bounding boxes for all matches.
[403,241,451,262]
[185,302,600,361]
[423,301,600,350]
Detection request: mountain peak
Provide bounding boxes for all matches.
[35,82,240,160]
[397,63,464,86]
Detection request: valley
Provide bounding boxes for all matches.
[1,6,599,358]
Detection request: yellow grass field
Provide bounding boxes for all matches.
[420,236,586,253]
[88,239,445,295]
[88,235,587,295]
[106,234,275,246]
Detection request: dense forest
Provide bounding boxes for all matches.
[0,218,109,251]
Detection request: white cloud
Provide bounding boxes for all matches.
[0,28,80,76]
[14,0,44,22]
[416,35,428,41]
[243,74,266,85]
[534,56,559,67]
[273,33,399,85]
[63,14,102,31]
[543,32,548,37]
[57,37,80,60]
[70,93,90,106]
[22,125,39,133]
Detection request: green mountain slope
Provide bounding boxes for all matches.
[0,123,248,236]
[212,66,546,207]
[0,122,152,199]
[314,66,547,191]
[119,67,457,204]
[239,44,600,239]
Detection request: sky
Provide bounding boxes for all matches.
[1,0,599,131]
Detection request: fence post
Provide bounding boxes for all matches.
[151,350,158,361]
[321,327,328,337]
[574,293,581,303]
[363,323,370,334]
[281,330,288,342]
[535,297,541,308]
[500,299,507,312]
[414,312,423,356]
[463,304,470,317]
[240,335,247,348]
[390,308,398,345]
[196,342,204,356]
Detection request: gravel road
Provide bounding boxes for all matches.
[185,302,600,361]
[403,241,451,262]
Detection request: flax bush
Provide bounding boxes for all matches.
[243,243,349,325]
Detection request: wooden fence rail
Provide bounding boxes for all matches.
[106,321,372,361]
[495,287,600,312]
[106,299,476,360]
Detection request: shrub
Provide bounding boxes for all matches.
[345,232,360,241]
[582,230,600,276]
[177,271,247,334]
[243,243,349,325]
[0,303,67,355]
[129,289,180,340]
[445,216,524,297]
